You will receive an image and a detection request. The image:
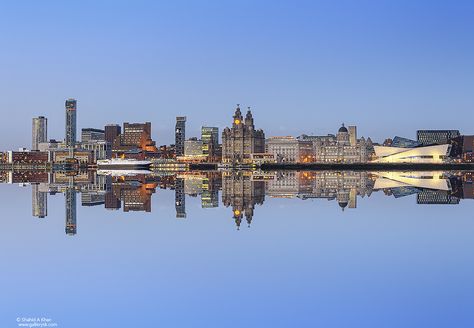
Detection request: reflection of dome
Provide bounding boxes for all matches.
[338,201,348,209]
[338,124,348,133]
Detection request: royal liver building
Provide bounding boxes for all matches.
[222,105,265,164]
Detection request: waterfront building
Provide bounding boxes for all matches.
[80,141,109,161]
[201,127,219,161]
[32,116,47,151]
[7,151,49,164]
[417,130,460,145]
[184,138,203,156]
[65,99,77,148]
[51,149,93,165]
[105,124,121,144]
[449,135,474,162]
[372,144,451,163]
[391,136,421,148]
[38,139,64,152]
[300,124,372,163]
[81,128,105,142]
[417,190,460,205]
[222,105,265,164]
[111,122,157,156]
[175,116,186,157]
[265,136,314,163]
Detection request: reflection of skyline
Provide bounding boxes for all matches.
[2,170,473,235]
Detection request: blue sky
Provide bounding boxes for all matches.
[0,0,473,149]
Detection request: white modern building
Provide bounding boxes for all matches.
[372,144,451,163]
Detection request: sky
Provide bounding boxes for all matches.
[0,0,473,149]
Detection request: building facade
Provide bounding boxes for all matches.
[81,128,105,142]
[65,99,77,148]
[417,130,460,145]
[300,125,372,163]
[175,116,186,157]
[184,138,203,156]
[201,126,219,161]
[265,136,314,163]
[222,106,265,164]
[32,116,47,151]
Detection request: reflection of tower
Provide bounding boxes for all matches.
[175,116,186,157]
[65,99,77,148]
[222,171,265,229]
[32,116,47,151]
[175,177,186,218]
[65,178,77,236]
[32,184,47,218]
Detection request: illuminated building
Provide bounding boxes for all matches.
[372,144,451,163]
[111,122,157,156]
[301,124,372,163]
[417,130,460,145]
[32,116,47,151]
[175,116,186,157]
[201,127,219,161]
[184,138,203,156]
[265,136,314,163]
[449,135,474,162]
[65,99,77,148]
[222,105,265,164]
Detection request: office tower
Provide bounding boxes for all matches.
[32,184,47,218]
[175,117,186,157]
[81,128,105,142]
[175,177,186,218]
[65,186,77,236]
[416,190,460,204]
[184,138,203,156]
[201,126,219,160]
[105,124,121,144]
[32,116,47,151]
[348,126,357,147]
[416,130,460,145]
[65,98,77,148]
[222,105,265,164]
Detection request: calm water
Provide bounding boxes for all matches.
[1,170,473,328]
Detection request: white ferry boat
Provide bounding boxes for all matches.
[96,158,151,170]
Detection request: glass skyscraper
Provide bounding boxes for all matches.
[65,98,77,148]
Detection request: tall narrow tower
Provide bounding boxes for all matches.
[175,116,186,157]
[32,116,47,150]
[65,99,77,148]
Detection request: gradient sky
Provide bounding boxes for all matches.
[0,0,473,150]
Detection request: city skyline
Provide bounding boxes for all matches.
[1,1,473,150]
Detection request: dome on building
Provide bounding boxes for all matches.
[338,201,348,210]
[338,124,348,133]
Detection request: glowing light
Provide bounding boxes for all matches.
[234,119,241,125]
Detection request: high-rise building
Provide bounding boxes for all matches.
[175,117,186,157]
[184,138,203,156]
[81,128,105,142]
[417,130,460,145]
[105,124,121,144]
[201,126,219,160]
[222,105,265,164]
[110,122,157,156]
[65,99,77,148]
[32,116,47,151]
